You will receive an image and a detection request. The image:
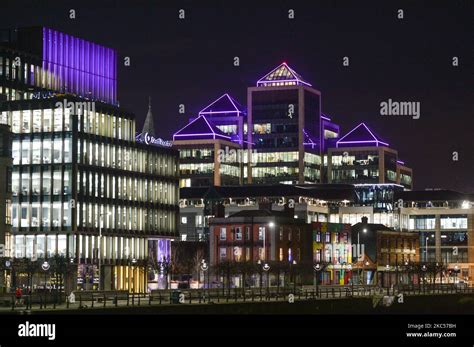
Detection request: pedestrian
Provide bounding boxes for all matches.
[15,287,22,305]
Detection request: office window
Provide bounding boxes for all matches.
[181,217,187,224]
[54,108,62,131]
[325,232,331,243]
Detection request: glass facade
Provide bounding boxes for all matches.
[0,96,179,291]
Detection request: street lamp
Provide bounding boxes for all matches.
[385,264,390,295]
[313,263,322,297]
[200,260,209,289]
[263,263,271,297]
[42,261,50,293]
[257,259,262,297]
[347,264,353,295]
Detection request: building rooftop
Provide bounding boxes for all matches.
[395,189,473,202]
[198,93,246,117]
[257,62,312,87]
[173,115,231,141]
[336,123,389,148]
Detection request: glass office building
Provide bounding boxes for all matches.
[0,27,179,292]
[247,63,322,184]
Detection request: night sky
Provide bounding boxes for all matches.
[1,0,473,192]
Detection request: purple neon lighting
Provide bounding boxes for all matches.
[256,62,312,87]
[42,28,117,104]
[173,115,231,141]
[336,123,389,148]
[321,115,332,121]
[397,160,405,165]
[198,93,244,116]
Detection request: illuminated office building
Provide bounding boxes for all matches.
[327,123,413,189]
[247,62,323,184]
[173,94,246,188]
[0,27,179,292]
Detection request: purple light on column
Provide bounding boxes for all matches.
[41,27,118,105]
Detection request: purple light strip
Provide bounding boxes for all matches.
[199,111,242,115]
[336,140,390,148]
[336,122,389,148]
[321,115,332,121]
[173,133,231,140]
[397,160,405,165]
[198,93,242,115]
[41,27,117,104]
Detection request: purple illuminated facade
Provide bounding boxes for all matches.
[170,61,412,188]
[42,28,117,104]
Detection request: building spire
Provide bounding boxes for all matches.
[142,96,156,137]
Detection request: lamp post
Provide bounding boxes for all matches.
[257,259,262,297]
[313,263,322,297]
[263,263,270,297]
[200,260,209,289]
[347,264,353,296]
[421,264,428,293]
[42,261,50,303]
[385,264,390,295]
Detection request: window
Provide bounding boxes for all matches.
[279,248,283,261]
[245,226,251,240]
[316,232,321,242]
[258,227,265,240]
[181,217,187,224]
[5,199,11,224]
[279,228,283,241]
[325,232,331,243]
[220,227,226,240]
[235,227,242,240]
[219,247,227,259]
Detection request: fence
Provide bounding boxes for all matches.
[2,284,473,311]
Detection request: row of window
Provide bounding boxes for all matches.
[11,234,147,260]
[252,166,299,178]
[13,137,72,165]
[77,203,176,233]
[78,170,177,205]
[12,167,71,196]
[331,153,379,167]
[313,247,351,264]
[79,140,177,176]
[408,216,468,230]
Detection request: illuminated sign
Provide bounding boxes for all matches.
[136,132,172,147]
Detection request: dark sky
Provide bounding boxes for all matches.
[1,0,473,192]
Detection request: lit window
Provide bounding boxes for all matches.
[220,228,226,240]
[181,217,187,224]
